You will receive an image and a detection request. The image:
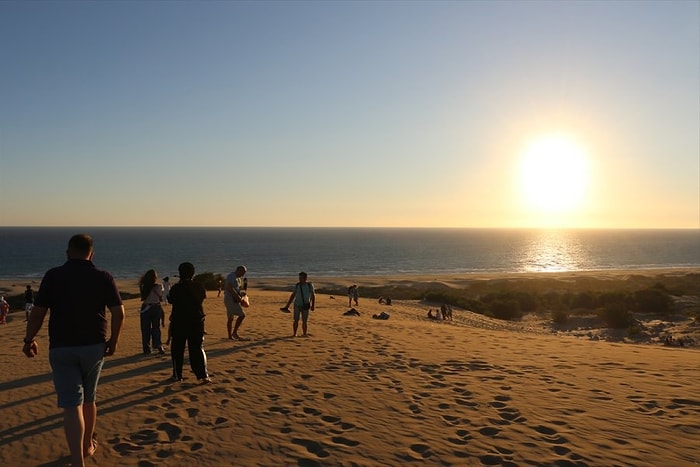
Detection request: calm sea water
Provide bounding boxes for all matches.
[0,227,698,280]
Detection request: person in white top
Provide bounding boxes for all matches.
[224,265,248,340]
[139,269,165,354]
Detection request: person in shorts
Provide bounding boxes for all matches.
[224,265,248,340]
[22,234,125,467]
[281,272,316,337]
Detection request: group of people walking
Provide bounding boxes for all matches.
[137,263,318,380]
[20,233,319,467]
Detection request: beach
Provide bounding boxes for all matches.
[0,271,699,466]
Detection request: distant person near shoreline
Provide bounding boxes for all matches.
[348,284,359,307]
[24,285,34,322]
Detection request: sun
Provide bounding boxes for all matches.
[518,135,589,215]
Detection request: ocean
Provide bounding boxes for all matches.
[0,227,698,280]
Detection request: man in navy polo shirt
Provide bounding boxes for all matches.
[23,234,125,467]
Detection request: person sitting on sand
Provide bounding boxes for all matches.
[372,311,390,320]
[427,309,436,320]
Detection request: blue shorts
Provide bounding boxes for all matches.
[49,343,105,408]
[293,305,310,322]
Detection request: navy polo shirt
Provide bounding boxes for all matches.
[35,259,122,349]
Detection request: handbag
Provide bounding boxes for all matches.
[240,294,250,308]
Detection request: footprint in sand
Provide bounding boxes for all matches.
[331,436,360,447]
[455,397,478,408]
[442,414,460,424]
[453,387,473,396]
[409,443,433,459]
[156,422,182,442]
[269,405,292,415]
[478,426,500,437]
[291,438,330,458]
[447,429,474,446]
[533,424,569,446]
[447,436,469,446]
[408,403,422,415]
[111,440,145,456]
[196,416,230,428]
[670,397,700,408]
[303,407,322,416]
[497,407,525,423]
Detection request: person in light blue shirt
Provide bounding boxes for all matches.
[281,272,315,337]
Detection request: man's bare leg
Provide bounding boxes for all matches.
[83,402,98,457]
[302,320,308,336]
[227,317,233,339]
[292,320,299,337]
[64,405,85,467]
[232,316,245,339]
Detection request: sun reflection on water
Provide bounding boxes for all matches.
[519,230,586,272]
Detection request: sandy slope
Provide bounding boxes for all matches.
[1,282,699,466]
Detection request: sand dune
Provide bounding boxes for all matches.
[0,277,699,466]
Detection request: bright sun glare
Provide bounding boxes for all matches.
[518,135,589,215]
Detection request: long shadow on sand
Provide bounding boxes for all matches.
[0,334,294,458]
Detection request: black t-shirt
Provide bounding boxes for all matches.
[168,279,206,335]
[35,259,122,349]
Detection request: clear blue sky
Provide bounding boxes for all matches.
[2,1,698,228]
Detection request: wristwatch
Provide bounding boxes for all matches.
[23,337,35,344]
